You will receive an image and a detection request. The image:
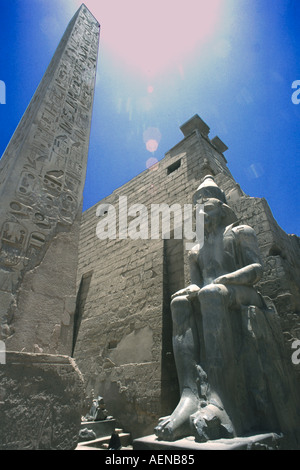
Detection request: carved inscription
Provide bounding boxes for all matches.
[0,5,99,277]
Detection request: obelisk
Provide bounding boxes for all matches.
[0,4,100,355]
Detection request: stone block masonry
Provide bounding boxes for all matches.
[74,114,300,439]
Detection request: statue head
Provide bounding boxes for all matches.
[193,175,237,230]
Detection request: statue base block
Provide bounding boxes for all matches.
[133,433,283,451]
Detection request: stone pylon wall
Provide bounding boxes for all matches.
[0,4,100,355]
[74,115,300,438]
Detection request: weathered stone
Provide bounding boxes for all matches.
[78,419,116,442]
[0,4,100,355]
[211,136,228,154]
[180,114,210,137]
[0,352,85,450]
[74,115,300,442]
[153,175,300,448]
[79,428,97,442]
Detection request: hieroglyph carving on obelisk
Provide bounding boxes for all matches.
[0,4,100,354]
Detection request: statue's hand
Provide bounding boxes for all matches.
[213,275,230,285]
[171,284,200,300]
[213,264,263,287]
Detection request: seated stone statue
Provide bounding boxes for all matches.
[155,175,300,447]
[84,395,108,422]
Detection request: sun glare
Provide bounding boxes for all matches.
[74,0,224,77]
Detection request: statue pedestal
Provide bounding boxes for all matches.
[133,433,283,451]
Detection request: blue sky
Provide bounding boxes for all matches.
[0,0,299,235]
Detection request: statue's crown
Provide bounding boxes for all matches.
[193,175,227,205]
[193,175,238,226]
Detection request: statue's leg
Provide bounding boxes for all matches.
[198,284,263,367]
[154,295,203,441]
[198,284,234,376]
[171,295,201,395]
[196,284,237,425]
[195,284,264,438]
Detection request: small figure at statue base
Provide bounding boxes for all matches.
[83,393,109,422]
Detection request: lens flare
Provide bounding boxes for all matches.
[143,127,162,153]
[146,157,159,170]
[147,140,158,152]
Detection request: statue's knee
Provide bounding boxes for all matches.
[198,284,228,304]
[171,295,191,323]
[171,295,189,311]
